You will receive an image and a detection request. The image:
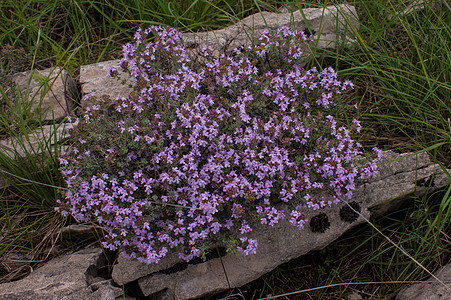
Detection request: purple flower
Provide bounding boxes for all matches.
[58,157,69,165]
[56,25,379,265]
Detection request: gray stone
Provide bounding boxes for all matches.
[109,151,450,299]
[183,4,359,57]
[387,0,425,20]
[0,122,72,190]
[396,263,451,299]
[363,151,446,216]
[0,68,75,188]
[112,249,182,286]
[9,67,77,122]
[79,60,133,106]
[79,5,359,103]
[61,224,107,245]
[0,123,73,160]
[0,247,124,300]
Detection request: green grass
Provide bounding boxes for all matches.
[336,0,451,164]
[0,0,277,68]
[0,0,450,298]
[0,80,68,283]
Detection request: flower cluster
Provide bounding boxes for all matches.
[57,26,381,264]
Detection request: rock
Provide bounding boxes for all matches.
[0,247,125,300]
[0,122,72,190]
[349,291,363,300]
[365,151,447,217]
[110,151,450,299]
[387,0,425,20]
[79,60,133,106]
[112,249,183,286]
[182,4,359,57]
[9,67,77,122]
[79,5,359,103]
[396,263,451,299]
[0,68,76,188]
[0,123,73,160]
[61,224,107,246]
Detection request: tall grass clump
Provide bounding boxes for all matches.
[327,0,450,164]
[0,47,70,283]
[338,0,451,269]
[0,0,268,68]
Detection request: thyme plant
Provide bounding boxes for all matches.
[57,26,381,264]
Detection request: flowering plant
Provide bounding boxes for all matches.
[57,26,381,264]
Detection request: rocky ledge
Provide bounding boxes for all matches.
[0,150,449,300]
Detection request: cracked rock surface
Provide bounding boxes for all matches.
[396,263,451,300]
[182,4,359,57]
[0,248,124,300]
[9,67,77,122]
[110,151,450,299]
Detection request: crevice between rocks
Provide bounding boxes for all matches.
[122,281,150,299]
[416,174,435,188]
[113,246,229,299]
[160,246,228,275]
[68,67,83,113]
[85,248,117,284]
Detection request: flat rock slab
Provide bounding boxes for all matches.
[183,4,359,56]
[0,247,124,300]
[110,151,450,299]
[79,4,359,104]
[79,60,133,106]
[396,263,451,299]
[10,67,77,122]
[0,123,73,161]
